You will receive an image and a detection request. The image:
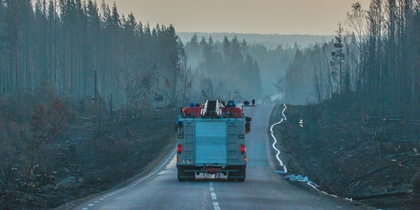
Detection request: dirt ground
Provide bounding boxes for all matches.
[270,104,420,209]
[0,109,177,210]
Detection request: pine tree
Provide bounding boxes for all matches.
[185,33,199,69]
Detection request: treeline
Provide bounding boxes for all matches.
[0,0,188,206]
[184,34,300,101]
[178,32,334,49]
[247,44,296,98]
[184,34,263,101]
[284,0,420,120]
[284,42,335,104]
[0,0,185,108]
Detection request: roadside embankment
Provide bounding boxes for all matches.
[270,104,420,209]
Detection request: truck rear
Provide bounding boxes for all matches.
[176,100,252,181]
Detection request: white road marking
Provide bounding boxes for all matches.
[211,192,217,200]
[210,182,221,210]
[213,202,221,210]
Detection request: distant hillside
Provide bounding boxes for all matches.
[178,32,334,49]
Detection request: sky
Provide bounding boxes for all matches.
[103,0,371,35]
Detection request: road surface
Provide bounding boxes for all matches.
[73,104,368,210]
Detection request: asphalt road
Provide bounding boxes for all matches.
[73,104,368,210]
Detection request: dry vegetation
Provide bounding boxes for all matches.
[0,85,177,209]
[271,104,420,209]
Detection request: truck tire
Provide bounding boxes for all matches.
[238,168,246,182]
[177,168,186,181]
[177,168,195,181]
[189,173,196,181]
[177,168,183,181]
[228,167,246,182]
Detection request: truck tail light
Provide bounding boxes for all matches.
[240,144,245,154]
[177,144,182,154]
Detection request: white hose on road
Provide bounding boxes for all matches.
[270,104,321,190]
[269,104,360,203]
[270,104,288,173]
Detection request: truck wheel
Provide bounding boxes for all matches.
[228,168,246,182]
[177,168,186,181]
[189,173,196,181]
[238,168,246,182]
[178,168,195,181]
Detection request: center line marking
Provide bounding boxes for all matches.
[210,182,220,210]
[211,192,217,200]
[213,202,221,210]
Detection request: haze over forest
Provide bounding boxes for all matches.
[0,0,419,209]
[0,0,418,106]
[177,33,335,49]
[0,0,338,106]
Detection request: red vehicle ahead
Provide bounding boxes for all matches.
[176,100,253,182]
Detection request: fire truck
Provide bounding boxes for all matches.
[176,100,253,181]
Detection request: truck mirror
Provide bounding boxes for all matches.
[245,121,250,133]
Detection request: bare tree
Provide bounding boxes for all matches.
[331,23,346,101]
[345,2,367,91]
